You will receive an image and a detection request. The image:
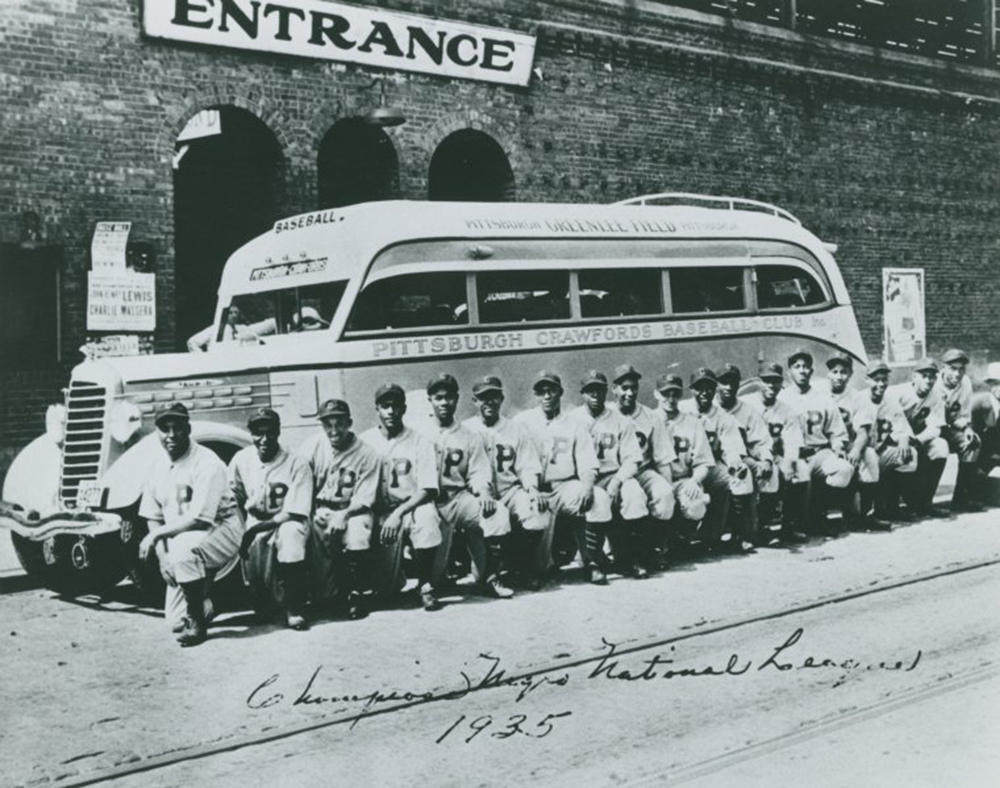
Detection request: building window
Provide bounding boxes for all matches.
[670,267,746,313]
[578,268,663,318]
[428,129,514,202]
[477,270,570,324]
[0,244,60,369]
[346,272,468,332]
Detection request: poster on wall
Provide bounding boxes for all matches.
[86,271,156,331]
[882,267,925,366]
[90,221,131,270]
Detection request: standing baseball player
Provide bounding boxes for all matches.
[778,349,853,532]
[609,363,676,574]
[138,403,242,647]
[866,359,918,520]
[681,368,752,551]
[360,383,443,612]
[514,371,611,584]
[654,373,713,540]
[572,370,648,578]
[462,375,547,589]
[229,408,313,629]
[300,398,380,620]
[716,363,774,548]
[425,373,513,599]
[936,349,982,511]
[886,359,949,516]
[825,355,886,528]
[740,362,805,541]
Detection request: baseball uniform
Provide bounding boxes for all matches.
[741,392,802,493]
[611,402,676,521]
[831,387,880,483]
[657,409,713,522]
[871,391,918,473]
[936,376,978,462]
[885,382,949,461]
[570,404,647,522]
[778,385,853,487]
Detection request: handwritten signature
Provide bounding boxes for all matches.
[246,627,922,739]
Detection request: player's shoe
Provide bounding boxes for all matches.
[286,611,309,631]
[589,566,608,585]
[176,617,206,647]
[419,583,442,612]
[482,575,514,599]
[171,598,214,633]
[633,564,649,580]
[346,592,368,620]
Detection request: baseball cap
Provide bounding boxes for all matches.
[613,364,641,384]
[758,361,784,381]
[716,363,741,382]
[825,354,853,370]
[985,362,1000,383]
[689,367,717,388]
[913,358,939,374]
[472,375,504,397]
[374,383,405,404]
[788,348,814,367]
[318,398,351,420]
[580,370,609,391]
[533,370,562,392]
[299,306,328,328]
[426,373,459,394]
[656,373,684,393]
[941,348,969,365]
[866,359,891,378]
[247,407,280,430]
[154,402,190,429]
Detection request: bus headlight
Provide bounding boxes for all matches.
[110,401,142,444]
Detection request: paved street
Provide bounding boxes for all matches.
[2,509,997,788]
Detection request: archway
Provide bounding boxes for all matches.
[317,119,399,209]
[173,106,283,349]
[428,129,514,202]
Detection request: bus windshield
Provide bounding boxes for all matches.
[218,281,347,343]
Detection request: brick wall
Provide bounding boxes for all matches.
[1,0,999,477]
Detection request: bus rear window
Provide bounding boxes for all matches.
[579,268,662,318]
[670,267,745,313]
[346,272,468,331]
[756,264,826,309]
[477,270,570,324]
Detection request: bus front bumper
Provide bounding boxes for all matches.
[0,501,122,541]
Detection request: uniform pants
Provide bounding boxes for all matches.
[536,479,610,572]
[433,491,509,585]
[635,468,676,521]
[308,511,374,604]
[371,502,442,598]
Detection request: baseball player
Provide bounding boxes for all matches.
[610,363,676,575]
[654,373,713,538]
[866,359,918,520]
[138,403,242,647]
[936,349,982,511]
[825,355,887,528]
[229,408,313,629]
[971,362,1000,488]
[716,363,774,548]
[300,398,380,620]
[360,383,443,612]
[886,359,949,516]
[462,376,547,589]
[572,370,648,579]
[740,362,805,541]
[514,370,611,584]
[778,348,853,532]
[425,373,513,599]
[681,368,752,551]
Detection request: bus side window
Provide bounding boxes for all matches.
[477,270,570,324]
[755,264,827,309]
[578,268,662,318]
[346,272,469,331]
[670,267,745,314]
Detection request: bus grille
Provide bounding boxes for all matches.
[60,381,107,508]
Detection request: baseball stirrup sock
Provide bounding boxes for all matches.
[415,547,436,587]
[485,537,505,580]
[583,523,608,568]
[281,561,307,615]
[181,581,206,626]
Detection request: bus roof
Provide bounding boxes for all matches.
[218,199,847,300]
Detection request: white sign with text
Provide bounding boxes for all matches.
[87,272,157,332]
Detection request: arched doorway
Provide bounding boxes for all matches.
[428,129,514,202]
[317,119,399,209]
[173,107,283,349]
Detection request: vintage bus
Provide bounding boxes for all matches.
[0,196,866,594]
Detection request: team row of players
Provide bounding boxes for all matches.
[136,346,996,646]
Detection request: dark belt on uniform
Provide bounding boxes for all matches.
[316,500,349,511]
[537,482,554,494]
[799,445,830,460]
